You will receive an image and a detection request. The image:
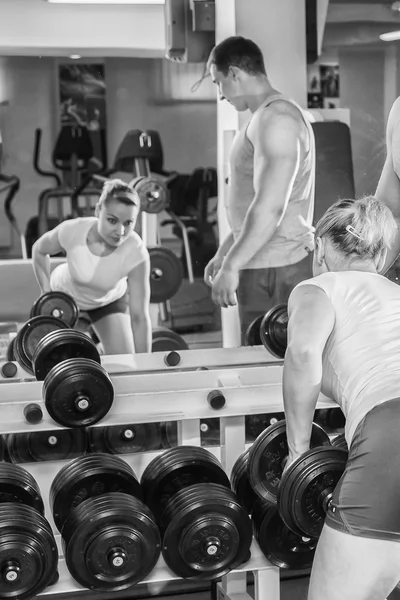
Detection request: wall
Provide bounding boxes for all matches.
[0,0,165,57]
[0,56,217,254]
[339,47,386,196]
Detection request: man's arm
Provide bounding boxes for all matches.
[222,111,301,271]
[376,97,400,273]
[127,259,152,353]
[283,285,335,464]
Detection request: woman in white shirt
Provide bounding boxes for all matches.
[32,179,151,354]
[283,195,400,600]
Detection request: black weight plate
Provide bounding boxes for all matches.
[0,463,44,514]
[6,337,16,362]
[14,316,70,375]
[260,304,288,359]
[148,247,183,303]
[141,446,230,519]
[88,427,109,454]
[33,329,101,381]
[160,421,178,448]
[43,358,114,428]
[244,315,264,346]
[248,420,331,504]
[0,504,58,600]
[245,413,285,442]
[30,291,79,328]
[133,176,168,214]
[7,429,88,464]
[105,423,162,454]
[278,446,348,539]
[230,450,257,515]
[50,454,142,533]
[252,499,317,570]
[161,483,252,580]
[62,493,160,591]
[331,433,348,453]
[152,326,188,352]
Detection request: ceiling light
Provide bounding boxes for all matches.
[47,0,164,4]
[69,54,82,59]
[380,30,400,41]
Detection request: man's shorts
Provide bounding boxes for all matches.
[326,398,400,541]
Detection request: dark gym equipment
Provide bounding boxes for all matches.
[247,419,331,504]
[43,358,113,428]
[331,433,348,453]
[30,291,79,328]
[314,408,346,432]
[88,423,162,455]
[148,246,183,303]
[141,446,252,580]
[231,450,317,571]
[152,326,189,352]
[131,175,169,214]
[32,328,101,381]
[6,429,88,464]
[278,446,347,538]
[260,304,288,359]
[244,315,264,346]
[12,315,70,375]
[245,413,285,442]
[50,454,160,591]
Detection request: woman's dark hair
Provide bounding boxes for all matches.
[208,36,266,76]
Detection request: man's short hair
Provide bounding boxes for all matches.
[208,36,266,77]
[99,179,140,208]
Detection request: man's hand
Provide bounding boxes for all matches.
[204,253,224,288]
[211,265,239,307]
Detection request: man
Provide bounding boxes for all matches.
[204,36,315,343]
[376,96,400,276]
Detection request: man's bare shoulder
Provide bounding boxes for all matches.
[249,100,303,138]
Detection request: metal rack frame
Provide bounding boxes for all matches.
[0,347,337,600]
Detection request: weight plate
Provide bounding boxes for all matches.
[331,433,348,453]
[6,337,16,362]
[89,423,162,455]
[160,421,178,448]
[30,291,79,328]
[245,413,285,442]
[33,329,101,381]
[152,327,189,352]
[0,504,58,600]
[7,429,88,464]
[230,449,257,515]
[244,315,264,346]
[43,358,114,428]
[161,483,252,580]
[62,493,160,591]
[148,247,183,303]
[13,316,70,375]
[132,176,168,214]
[252,498,317,570]
[260,304,288,359]
[0,463,44,514]
[141,446,231,520]
[50,454,142,533]
[248,420,331,504]
[278,446,348,538]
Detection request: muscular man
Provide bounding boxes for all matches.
[376,96,400,274]
[204,36,315,343]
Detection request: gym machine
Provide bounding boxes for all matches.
[0,131,25,258]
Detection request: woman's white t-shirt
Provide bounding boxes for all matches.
[50,217,149,311]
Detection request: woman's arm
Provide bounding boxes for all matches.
[283,284,335,466]
[31,228,64,294]
[127,258,152,353]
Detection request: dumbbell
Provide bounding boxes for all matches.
[141,446,252,580]
[331,432,348,453]
[231,450,317,571]
[6,428,88,464]
[152,326,188,354]
[278,446,348,539]
[88,423,162,454]
[31,329,113,428]
[30,291,79,328]
[247,419,331,504]
[148,247,183,304]
[50,454,160,591]
[245,413,285,442]
[245,305,288,358]
[0,463,58,599]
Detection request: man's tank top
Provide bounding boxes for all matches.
[50,217,148,311]
[296,271,400,445]
[227,94,315,269]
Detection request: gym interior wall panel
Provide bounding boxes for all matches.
[339,48,385,196]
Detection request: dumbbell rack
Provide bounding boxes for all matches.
[0,346,338,600]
